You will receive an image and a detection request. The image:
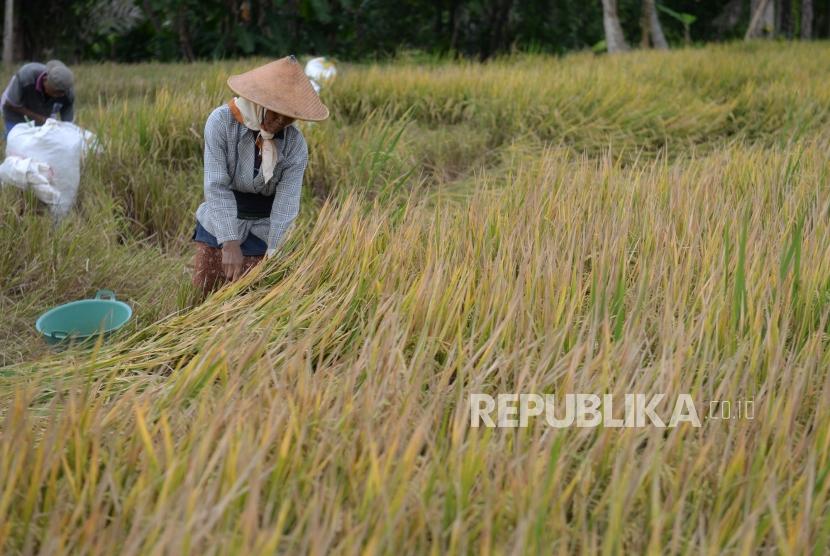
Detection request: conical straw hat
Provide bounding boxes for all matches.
[227,55,329,121]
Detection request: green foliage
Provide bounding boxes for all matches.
[657,4,697,27]
[12,0,822,63]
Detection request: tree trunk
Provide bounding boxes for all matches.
[640,0,651,48]
[434,0,443,38]
[712,0,745,36]
[3,0,14,66]
[175,4,195,61]
[481,0,513,59]
[746,0,774,38]
[141,0,162,33]
[602,0,629,53]
[256,0,271,39]
[492,0,513,55]
[801,0,813,38]
[449,0,459,52]
[777,0,792,37]
[648,0,668,49]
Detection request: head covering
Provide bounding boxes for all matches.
[227,55,329,122]
[45,60,73,93]
[229,96,279,183]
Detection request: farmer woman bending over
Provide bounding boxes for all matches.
[192,55,329,294]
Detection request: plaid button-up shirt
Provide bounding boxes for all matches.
[195,103,308,254]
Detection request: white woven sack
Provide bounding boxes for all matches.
[4,119,84,218]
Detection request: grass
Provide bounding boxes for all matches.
[1,42,829,553]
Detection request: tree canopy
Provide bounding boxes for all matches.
[6,0,828,63]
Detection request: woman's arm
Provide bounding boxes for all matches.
[204,108,247,280]
[265,129,308,257]
[203,108,240,245]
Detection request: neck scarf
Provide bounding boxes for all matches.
[229,97,278,182]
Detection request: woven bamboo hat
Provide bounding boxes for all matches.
[227,55,329,121]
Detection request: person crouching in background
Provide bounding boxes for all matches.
[2,60,75,137]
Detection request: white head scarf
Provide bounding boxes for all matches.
[234,96,278,182]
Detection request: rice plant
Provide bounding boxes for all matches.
[1,42,829,553]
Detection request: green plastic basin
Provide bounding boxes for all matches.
[35,289,133,346]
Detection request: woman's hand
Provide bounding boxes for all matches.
[221,240,244,281]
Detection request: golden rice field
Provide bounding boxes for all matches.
[1,42,830,553]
